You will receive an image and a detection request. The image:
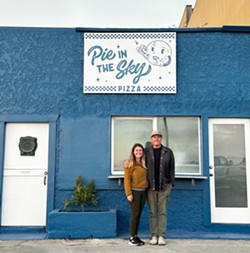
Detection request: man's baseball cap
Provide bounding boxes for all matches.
[151,130,162,138]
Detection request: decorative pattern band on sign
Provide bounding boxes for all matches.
[84,86,176,93]
[84,33,176,40]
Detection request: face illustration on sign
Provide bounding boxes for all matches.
[137,40,171,67]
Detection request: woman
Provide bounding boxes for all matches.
[124,143,149,246]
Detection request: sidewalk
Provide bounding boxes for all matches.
[1,238,250,253]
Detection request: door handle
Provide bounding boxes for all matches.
[44,171,48,186]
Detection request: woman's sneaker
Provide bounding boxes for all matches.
[128,237,140,246]
[135,236,145,245]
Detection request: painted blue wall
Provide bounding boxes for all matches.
[1,27,250,237]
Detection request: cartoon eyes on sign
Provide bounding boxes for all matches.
[136,40,172,67]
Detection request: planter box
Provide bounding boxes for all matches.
[48,209,117,239]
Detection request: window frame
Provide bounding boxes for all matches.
[111,116,202,176]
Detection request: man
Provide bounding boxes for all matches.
[145,130,175,246]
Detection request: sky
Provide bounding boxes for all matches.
[0,0,197,28]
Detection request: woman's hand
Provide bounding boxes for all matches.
[123,160,129,168]
[127,195,133,202]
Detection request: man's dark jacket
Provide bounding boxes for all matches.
[145,145,175,191]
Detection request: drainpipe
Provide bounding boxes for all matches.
[185,5,193,27]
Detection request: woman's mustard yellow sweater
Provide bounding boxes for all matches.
[124,165,149,197]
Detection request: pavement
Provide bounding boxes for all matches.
[1,238,250,253]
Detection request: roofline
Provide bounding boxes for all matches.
[0,25,250,33]
[76,26,250,33]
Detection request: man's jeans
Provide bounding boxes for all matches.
[147,185,172,237]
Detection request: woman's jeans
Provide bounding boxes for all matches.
[129,189,147,237]
[147,184,172,237]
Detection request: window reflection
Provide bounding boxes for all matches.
[158,117,201,174]
[113,118,152,173]
[213,124,248,207]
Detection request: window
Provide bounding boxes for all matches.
[112,117,153,174]
[111,116,201,175]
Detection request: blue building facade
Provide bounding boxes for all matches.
[0,27,250,238]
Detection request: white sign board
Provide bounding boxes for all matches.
[83,32,176,94]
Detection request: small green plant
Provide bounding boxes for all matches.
[64,176,98,211]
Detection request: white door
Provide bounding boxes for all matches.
[1,123,49,226]
[209,118,250,223]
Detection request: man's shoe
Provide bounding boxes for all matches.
[149,236,158,245]
[128,237,140,246]
[158,236,166,246]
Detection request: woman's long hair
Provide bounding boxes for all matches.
[128,143,146,168]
